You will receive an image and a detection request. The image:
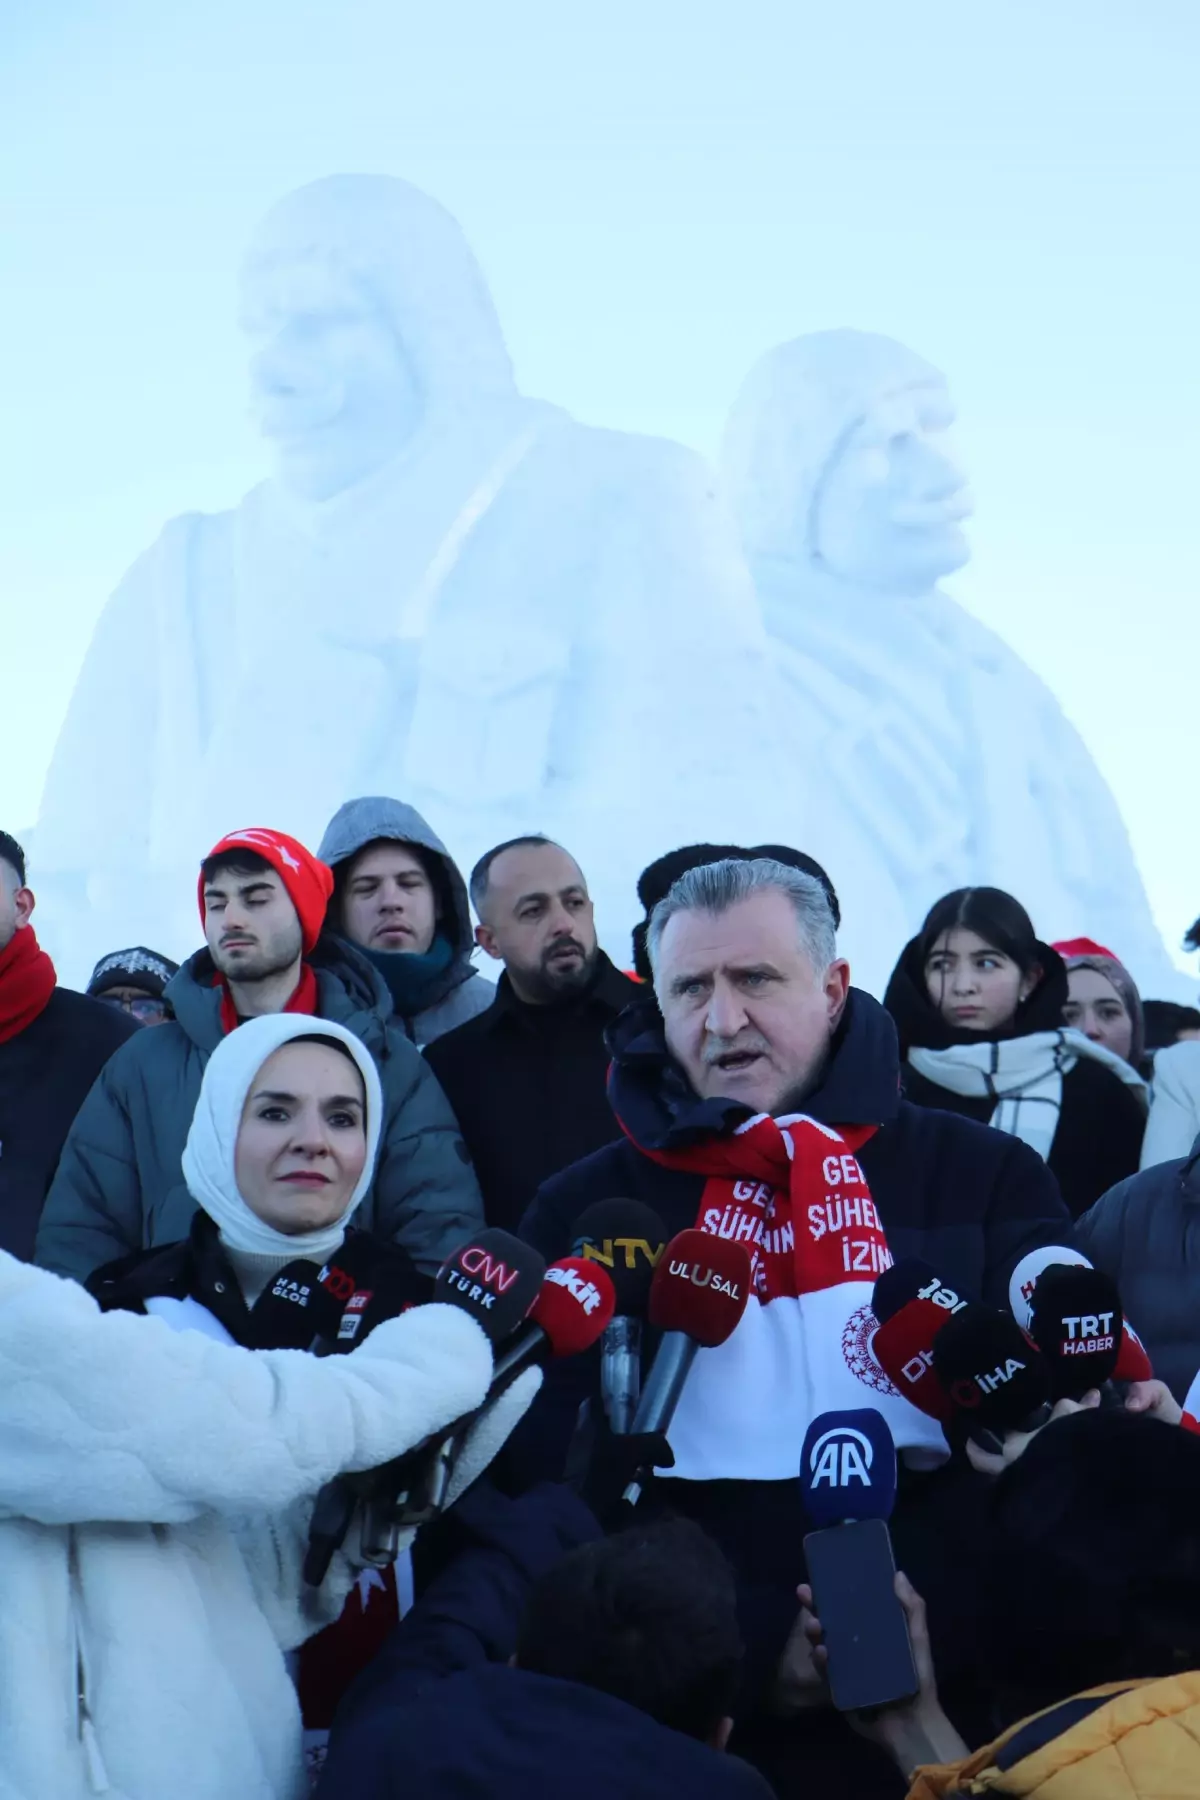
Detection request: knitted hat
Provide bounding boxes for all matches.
[0,832,26,887]
[199,829,334,956]
[88,946,180,1001]
[1052,936,1118,962]
[631,843,842,983]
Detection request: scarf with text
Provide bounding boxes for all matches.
[635,1110,948,1479]
[0,927,57,1044]
[214,962,319,1037]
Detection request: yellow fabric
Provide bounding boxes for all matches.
[906,1673,1200,1798]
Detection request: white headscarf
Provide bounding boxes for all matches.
[181,1014,384,1260]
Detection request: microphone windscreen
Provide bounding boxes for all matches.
[1114,1321,1154,1383]
[571,1199,668,1315]
[872,1259,971,1326]
[434,1229,546,1346]
[932,1304,1052,1431]
[1028,1264,1123,1399]
[800,1409,898,1527]
[529,1258,617,1355]
[247,1258,346,1350]
[648,1230,752,1346]
[871,1300,955,1424]
[1008,1245,1092,1331]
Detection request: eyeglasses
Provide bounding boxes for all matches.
[100,995,167,1024]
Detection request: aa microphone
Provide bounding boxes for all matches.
[932,1304,1052,1446]
[572,1198,667,1433]
[1027,1263,1123,1401]
[799,1410,917,1712]
[872,1259,970,1327]
[870,1299,956,1426]
[1008,1245,1092,1333]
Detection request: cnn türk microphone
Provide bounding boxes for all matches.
[871,1299,956,1426]
[435,1229,546,1342]
[572,1199,667,1433]
[872,1259,970,1327]
[932,1304,1052,1444]
[623,1230,751,1501]
[1027,1263,1123,1401]
[1007,1245,1092,1333]
[799,1410,917,1712]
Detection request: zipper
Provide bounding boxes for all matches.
[67,1529,111,1793]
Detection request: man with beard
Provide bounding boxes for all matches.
[423,837,639,1231]
[35,827,483,1281]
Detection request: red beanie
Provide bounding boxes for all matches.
[1052,936,1119,963]
[199,828,334,956]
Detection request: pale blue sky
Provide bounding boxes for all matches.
[3,0,1196,969]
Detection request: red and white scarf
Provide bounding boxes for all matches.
[640,1111,948,1479]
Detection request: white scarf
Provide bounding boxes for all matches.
[181,1014,384,1260]
[908,1028,1146,1163]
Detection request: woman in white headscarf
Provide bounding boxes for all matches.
[0,1014,531,1800]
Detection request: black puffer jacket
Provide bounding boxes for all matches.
[1076,1144,1200,1401]
[884,935,1145,1219]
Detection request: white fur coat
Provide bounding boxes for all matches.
[0,1254,492,1800]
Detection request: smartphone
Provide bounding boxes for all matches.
[803,1519,919,1713]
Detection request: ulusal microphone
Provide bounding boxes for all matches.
[932,1304,1052,1449]
[623,1230,751,1502]
[1027,1264,1123,1401]
[872,1259,971,1327]
[572,1198,667,1433]
[1007,1245,1092,1332]
[799,1410,917,1711]
[871,1300,956,1426]
[1114,1319,1153,1383]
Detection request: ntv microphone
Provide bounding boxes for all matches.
[623,1229,752,1504]
[304,1229,545,1585]
[571,1198,667,1433]
[799,1409,918,1713]
[931,1303,1052,1453]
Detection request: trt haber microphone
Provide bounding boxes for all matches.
[870,1299,956,1426]
[872,1259,970,1327]
[1027,1263,1123,1400]
[799,1410,918,1713]
[1007,1245,1092,1332]
[622,1230,751,1501]
[572,1198,668,1433]
[932,1304,1052,1444]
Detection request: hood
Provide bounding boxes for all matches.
[605,988,902,1152]
[721,328,947,567]
[164,933,396,1055]
[384,1663,770,1800]
[884,934,1071,1055]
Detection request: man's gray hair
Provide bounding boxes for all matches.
[647,858,837,982]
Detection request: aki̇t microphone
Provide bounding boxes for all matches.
[872,1259,971,1327]
[932,1304,1052,1447]
[1007,1245,1092,1333]
[870,1299,956,1426]
[1027,1263,1123,1401]
[571,1198,667,1433]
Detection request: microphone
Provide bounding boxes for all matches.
[1114,1319,1153,1383]
[1026,1263,1123,1401]
[799,1410,918,1711]
[571,1198,667,1433]
[870,1299,956,1426]
[932,1304,1052,1448]
[872,1258,971,1327]
[622,1230,751,1503]
[491,1257,617,1384]
[1007,1245,1092,1333]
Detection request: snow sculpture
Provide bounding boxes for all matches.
[722,328,1179,996]
[33,175,770,974]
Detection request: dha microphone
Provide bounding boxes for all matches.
[572,1199,667,1433]
[799,1410,917,1712]
[1008,1245,1092,1333]
[623,1230,751,1501]
[932,1304,1052,1445]
[871,1300,956,1426]
[1114,1319,1153,1383]
[872,1259,971,1328]
[1027,1263,1124,1401]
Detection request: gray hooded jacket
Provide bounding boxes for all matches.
[317,798,494,1047]
[35,935,484,1281]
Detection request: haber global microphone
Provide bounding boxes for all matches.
[571,1198,667,1433]
[931,1304,1052,1447]
[623,1229,751,1502]
[1027,1263,1124,1400]
[799,1409,918,1713]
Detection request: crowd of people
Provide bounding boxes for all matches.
[2,806,1200,1800]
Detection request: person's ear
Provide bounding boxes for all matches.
[475,922,502,962]
[824,958,851,1025]
[709,1716,734,1753]
[1018,962,1042,1004]
[14,886,35,929]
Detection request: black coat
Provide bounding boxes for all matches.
[884,932,1145,1219]
[423,954,642,1232]
[1076,1143,1200,1401]
[0,987,136,1261]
